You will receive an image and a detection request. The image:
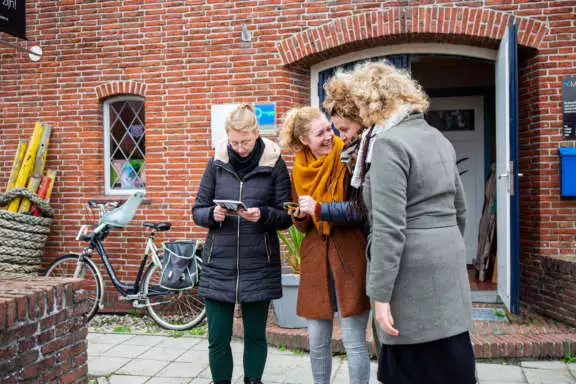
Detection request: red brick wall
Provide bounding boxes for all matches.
[0,1,575,321]
[0,276,89,383]
[524,256,576,325]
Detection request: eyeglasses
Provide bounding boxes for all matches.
[229,138,256,150]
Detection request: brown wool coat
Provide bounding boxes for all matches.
[292,185,370,320]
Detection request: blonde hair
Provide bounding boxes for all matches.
[225,104,259,133]
[323,70,362,124]
[279,107,323,153]
[350,61,429,126]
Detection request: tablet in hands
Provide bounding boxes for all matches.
[213,199,248,213]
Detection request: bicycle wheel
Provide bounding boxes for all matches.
[44,254,103,322]
[142,262,206,331]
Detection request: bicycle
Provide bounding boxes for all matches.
[44,192,206,330]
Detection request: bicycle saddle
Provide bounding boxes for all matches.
[143,222,171,231]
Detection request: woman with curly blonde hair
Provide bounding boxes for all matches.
[352,61,476,384]
[279,107,371,384]
[320,70,372,231]
[323,70,366,173]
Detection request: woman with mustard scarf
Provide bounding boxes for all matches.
[279,107,371,384]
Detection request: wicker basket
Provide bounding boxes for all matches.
[0,188,54,275]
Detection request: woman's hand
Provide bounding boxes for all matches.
[238,207,261,222]
[213,205,228,222]
[374,301,399,337]
[298,195,317,216]
[288,207,307,220]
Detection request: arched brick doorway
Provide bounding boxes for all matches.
[275,6,549,315]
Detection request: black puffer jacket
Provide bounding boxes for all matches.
[192,138,292,303]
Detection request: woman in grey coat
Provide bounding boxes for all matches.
[351,62,476,384]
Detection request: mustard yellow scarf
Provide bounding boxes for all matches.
[293,137,347,235]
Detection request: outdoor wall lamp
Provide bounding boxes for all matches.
[0,38,42,61]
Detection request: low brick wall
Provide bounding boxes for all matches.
[523,256,576,327]
[0,276,89,384]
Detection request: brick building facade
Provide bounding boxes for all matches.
[1,1,575,324]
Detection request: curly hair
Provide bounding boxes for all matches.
[225,103,259,133]
[279,107,323,153]
[323,70,362,124]
[350,61,429,127]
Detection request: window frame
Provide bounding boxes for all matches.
[103,95,146,196]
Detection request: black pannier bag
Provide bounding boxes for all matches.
[159,240,200,290]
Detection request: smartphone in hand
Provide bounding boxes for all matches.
[282,202,299,211]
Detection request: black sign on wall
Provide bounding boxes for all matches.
[0,0,26,39]
[564,77,576,139]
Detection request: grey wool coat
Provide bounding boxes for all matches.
[363,113,473,345]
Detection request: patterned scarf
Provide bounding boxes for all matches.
[340,137,361,175]
[351,104,414,188]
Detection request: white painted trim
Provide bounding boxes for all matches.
[103,95,146,196]
[310,43,497,107]
[430,96,485,265]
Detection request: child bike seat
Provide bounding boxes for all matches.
[100,192,145,227]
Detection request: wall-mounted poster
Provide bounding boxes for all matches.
[563,77,576,139]
[255,103,275,135]
[211,104,241,149]
[0,0,26,39]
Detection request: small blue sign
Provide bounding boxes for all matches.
[255,103,275,128]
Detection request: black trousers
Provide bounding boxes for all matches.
[378,331,477,384]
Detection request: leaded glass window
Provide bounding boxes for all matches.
[103,96,146,195]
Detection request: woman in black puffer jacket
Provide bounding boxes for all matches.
[192,104,292,384]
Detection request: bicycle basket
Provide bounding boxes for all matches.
[159,240,200,291]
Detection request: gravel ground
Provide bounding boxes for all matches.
[89,313,208,336]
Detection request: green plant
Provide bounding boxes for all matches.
[492,308,506,318]
[457,157,470,176]
[188,325,207,336]
[277,225,305,274]
[292,348,306,356]
[561,352,576,363]
[113,325,131,333]
[168,330,185,338]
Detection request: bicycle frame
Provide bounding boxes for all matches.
[84,227,159,297]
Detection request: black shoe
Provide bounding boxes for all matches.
[212,381,231,384]
[244,378,263,384]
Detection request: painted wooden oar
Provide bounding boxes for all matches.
[6,140,28,192]
[18,123,52,213]
[17,176,41,213]
[29,175,52,216]
[6,122,45,212]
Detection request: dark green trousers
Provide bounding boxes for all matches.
[206,299,270,382]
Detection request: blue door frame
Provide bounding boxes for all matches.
[508,24,520,315]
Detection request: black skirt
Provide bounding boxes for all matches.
[377,331,476,384]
